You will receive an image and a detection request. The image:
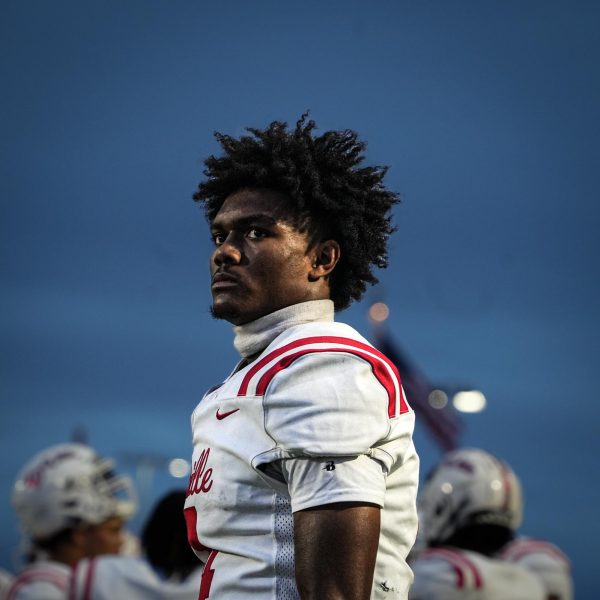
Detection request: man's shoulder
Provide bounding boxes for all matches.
[499,537,573,600]
[260,319,389,381]
[241,320,397,402]
[242,319,408,456]
[411,547,546,599]
[412,547,486,589]
[499,536,571,568]
[71,557,161,600]
[7,561,70,600]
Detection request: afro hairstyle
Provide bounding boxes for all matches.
[193,114,400,310]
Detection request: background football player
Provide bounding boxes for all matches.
[410,447,572,600]
[71,490,203,600]
[7,443,137,600]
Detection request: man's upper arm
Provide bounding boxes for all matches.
[294,502,381,600]
[281,455,386,600]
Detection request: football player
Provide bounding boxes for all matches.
[185,115,420,599]
[410,448,572,599]
[70,490,203,600]
[7,443,136,600]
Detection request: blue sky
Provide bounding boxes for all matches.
[1,1,599,596]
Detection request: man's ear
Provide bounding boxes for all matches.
[309,240,341,281]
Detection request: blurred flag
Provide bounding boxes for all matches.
[374,329,462,452]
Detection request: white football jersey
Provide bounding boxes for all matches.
[499,537,573,600]
[186,320,419,599]
[5,561,70,600]
[0,569,15,600]
[409,547,546,600]
[70,556,202,600]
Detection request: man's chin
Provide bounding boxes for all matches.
[210,302,245,325]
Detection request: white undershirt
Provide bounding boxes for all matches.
[233,300,334,359]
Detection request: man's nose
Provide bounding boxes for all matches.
[213,235,242,266]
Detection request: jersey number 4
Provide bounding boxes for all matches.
[184,506,218,600]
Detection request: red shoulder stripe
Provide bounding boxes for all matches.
[422,549,465,588]
[237,336,408,416]
[502,540,570,567]
[70,561,81,600]
[454,551,483,589]
[423,548,483,589]
[82,558,96,600]
[7,570,69,600]
[255,346,408,418]
[238,336,401,392]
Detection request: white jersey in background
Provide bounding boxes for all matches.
[409,547,546,600]
[0,569,15,600]
[5,561,70,600]
[500,537,573,600]
[71,556,202,600]
[186,317,419,599]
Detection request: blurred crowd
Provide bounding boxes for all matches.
[1,442,572,599]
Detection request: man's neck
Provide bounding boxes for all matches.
[233,300,335,360]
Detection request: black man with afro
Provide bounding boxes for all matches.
[185,115,419,600]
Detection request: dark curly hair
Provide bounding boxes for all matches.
[141,490,199,581]
[193,115,399,310]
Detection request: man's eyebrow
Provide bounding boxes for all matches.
[211,214,280,229]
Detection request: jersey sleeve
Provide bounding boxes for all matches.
[280,454,387,512]
[261,351,395,457]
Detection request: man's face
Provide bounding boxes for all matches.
[210,189,319,325]
[81,516,124,557]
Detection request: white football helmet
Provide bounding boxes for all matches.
[419,448,523,546]
[12,443,137,541]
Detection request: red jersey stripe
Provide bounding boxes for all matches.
[502,540,570,567]
[424,548,483,589]
[83,558,96,600]
[7,570,69,600]
[238,336,401,395]
[70,562,81,600]
[422,549,466,588]
[253,347,406,418]
[453,550,483,589]
[184,506,211,552]
[237,336,408,417]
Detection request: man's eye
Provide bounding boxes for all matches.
[247,228,267,240]
[212,233,225,246]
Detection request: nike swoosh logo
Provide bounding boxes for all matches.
[215,408,240,420]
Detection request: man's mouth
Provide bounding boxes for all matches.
[211,272,239,289]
